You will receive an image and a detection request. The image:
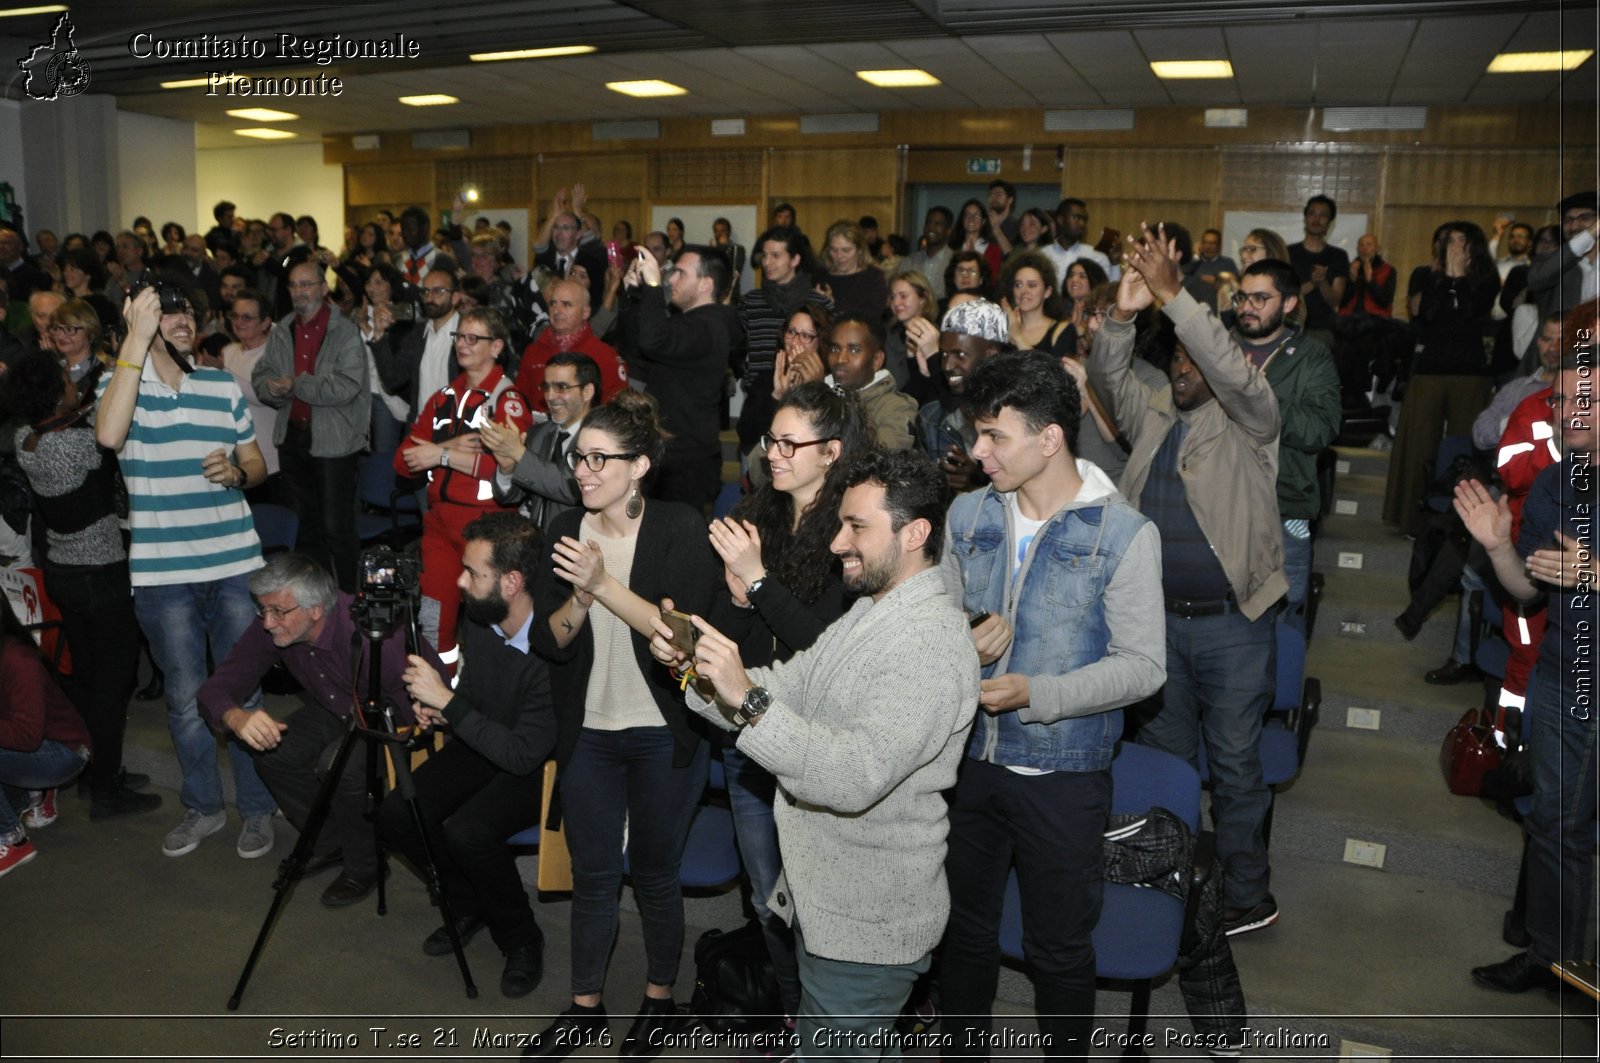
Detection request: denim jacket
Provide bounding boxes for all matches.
[940,461,1166,772]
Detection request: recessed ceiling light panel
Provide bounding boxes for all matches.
[399,94,460,106]
[226,108,298,122]
[856,69,940,88]
[1487,50,1594,74]
[606,80,687,98]
[471,45,596,62]
[1150,60,1234,79]
[234,128,296,140]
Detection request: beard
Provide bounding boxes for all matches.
[1237,306,1285,339]
[462,585,511,628]
[841,541,901,598]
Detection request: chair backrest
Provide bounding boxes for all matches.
[250,503,299,554]
[1275,624,1306,714]
[358,450,404,509]
[1111,742,1201,833]
[1425,434,1479,513]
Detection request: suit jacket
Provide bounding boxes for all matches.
[534,240,608,311]
[369,317,460,421]
[492,417,582,538]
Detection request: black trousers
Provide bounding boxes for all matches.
[277,424,361,592]
[376,738,542,952]
[43,561,139,794]
[253,704,379,878]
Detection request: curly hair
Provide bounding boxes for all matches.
[997,250,1066,320]
[1,346,67,424]
[731,382,871,604]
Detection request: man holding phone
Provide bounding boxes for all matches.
[937,350,1165,1058]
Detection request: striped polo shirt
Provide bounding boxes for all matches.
[97,363,264,587]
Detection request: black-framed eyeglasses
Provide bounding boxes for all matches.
[759,434,835,459]
[253,602,302,622]
[1231,291,1278,309]
[784,327,818,343]
[540,381,581,393]
[568,449,640,471]
[47,324,85,335]
[421,285,455,296]
[451,331,493,345]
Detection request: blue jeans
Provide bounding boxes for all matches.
[723,742,802,1015]
[0,739,90,841]
[793,923,931,1061]
[560,726,708,995]
[1523,667,1598,965]
[1139,609,1274,909]
[133,574,275,818]
[1278,525,1312,635]
[940,759,1109,1060]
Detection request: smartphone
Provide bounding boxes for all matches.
[1093,227,1122,255]
[968,611,992,629]
[661,609,700,654]
[392,300,417,322]
[606,240,624,270]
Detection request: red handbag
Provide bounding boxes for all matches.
[1441,707,1501,796]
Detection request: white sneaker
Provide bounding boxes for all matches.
[237,814,275,859]
[163,808,227,857]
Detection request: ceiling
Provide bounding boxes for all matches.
[2,1,1595,149]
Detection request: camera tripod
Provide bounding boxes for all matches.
[227,599,478,1008]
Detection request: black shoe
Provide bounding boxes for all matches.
[1424,658,1483,685]
[423,913,487,956]
[1472,951,1559,993]
[523,1004,607,1060]
[1394,614,1422,641]
[500,937,544,999]
[621,997,682,1059]
[320,871,381,908]
[89,784,163,820]
[135,673,164,701]
[79,767,151,799]
[301,849,344,877]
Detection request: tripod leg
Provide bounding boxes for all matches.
[391,747,479,999]
[228,717,362,1009]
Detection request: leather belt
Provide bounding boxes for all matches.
[1164,593,1237,618]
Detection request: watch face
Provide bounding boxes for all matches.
[742,686,771,718]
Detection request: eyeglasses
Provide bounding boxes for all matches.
[1547,393,1592,409]
[953,266,982,277]
[568,449,639,471]
[759,434,835,458]
[253,602,302,622]
[1231,291,1279,310]
[451,331,493,345]
[421,285,455,296]
[784,327,818,343]
[1089,308,1110,322]
[540,381,581,393]
[46,324,85,335]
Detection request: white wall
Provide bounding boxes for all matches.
[0,100,26,228]
[117,111,197,233]
[196,143,344,245]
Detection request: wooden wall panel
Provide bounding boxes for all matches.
[768,148,898,243]
[653,151,763,202]
[345,163,433,207]
[533,153,649,236]
[1064,148,1219,204]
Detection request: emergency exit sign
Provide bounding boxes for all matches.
[966,157,1001,175]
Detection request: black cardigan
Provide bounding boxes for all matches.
[531,499,719,769]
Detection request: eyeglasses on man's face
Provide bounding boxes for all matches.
[541,380,582,393]
[568,449,640,472]
[1231,291,1280,310]
[254,602,302,622]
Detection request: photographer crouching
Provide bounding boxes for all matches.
[197,552,447,907]
[378,512,557,999]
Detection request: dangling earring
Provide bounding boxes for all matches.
[625,485,643,519]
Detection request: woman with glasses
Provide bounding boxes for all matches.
[948,198,1004,279]
[395,307,533,661]
[218,289,281,493]
[2,348,160,822]
[44,300,108,392]
[772,304,832,402]
[1218,229,1292,316]
[58,247,120,338]
[701,381,869,1028]
[944,249,993,311]
[528,389,718,1057]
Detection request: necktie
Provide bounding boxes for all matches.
[558,255,570,275]
[552,427,569,463]
[405,254,422,285]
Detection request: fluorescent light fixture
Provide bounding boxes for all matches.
[234,128,296,140]
[606,79,686,98]
[163,74,243,89]
[225,108,298,122]
[0,6,69,18]
[856,69,940,88]
[471,44,596,62]
[399,94,459,106]
[1487,50,1594,74]
[1150,60,1234,79]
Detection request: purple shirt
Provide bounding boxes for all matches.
[199,592,443,729]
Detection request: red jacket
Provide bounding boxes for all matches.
[1496,386,1558,541]
[514,324,628,414]
[0,639,91,753]
[395,366,534,507]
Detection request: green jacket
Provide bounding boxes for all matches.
[1259,328,1341,520]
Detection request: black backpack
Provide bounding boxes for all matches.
[689,921,782,1037]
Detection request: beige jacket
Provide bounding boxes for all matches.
[1088,289,1288,621]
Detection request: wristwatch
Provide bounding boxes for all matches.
[733,685,771,728]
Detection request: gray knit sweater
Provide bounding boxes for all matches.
[686,566,979,965]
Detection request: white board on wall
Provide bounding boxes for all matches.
[650,204,759,290]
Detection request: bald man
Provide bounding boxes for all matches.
[512,277,627,415]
